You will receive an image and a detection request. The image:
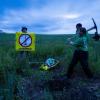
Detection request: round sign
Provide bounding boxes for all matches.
[19,34,32,47]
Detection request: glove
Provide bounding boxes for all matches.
[70,41,74,45]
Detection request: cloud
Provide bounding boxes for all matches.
[0,0,100,34]
[0,8,81,34]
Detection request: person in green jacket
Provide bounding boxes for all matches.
[66,26,93,79]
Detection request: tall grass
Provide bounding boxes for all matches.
[0,34,100,99]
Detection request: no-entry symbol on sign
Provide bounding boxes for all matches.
[19,34,32,47]
[16,32,35,51]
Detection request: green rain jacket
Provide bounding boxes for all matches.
[72,33,89,51]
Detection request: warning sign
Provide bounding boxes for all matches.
[16,32,35,51]
[19,34,32,47]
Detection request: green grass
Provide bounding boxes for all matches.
[0,34,100,76]
[0,34,100,99]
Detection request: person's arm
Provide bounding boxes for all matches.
[67,34,78,45]
[73,38,83,47]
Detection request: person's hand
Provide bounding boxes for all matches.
[67,38,71,41]
[70,41,74,45]
[66,38,71,44]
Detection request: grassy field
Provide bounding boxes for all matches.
[0,34,100,100]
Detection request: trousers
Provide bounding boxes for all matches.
[67,50,93,78]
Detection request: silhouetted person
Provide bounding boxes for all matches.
[18,27,28,58]
[67,26,93,79]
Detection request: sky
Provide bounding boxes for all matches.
[0,0,100,34]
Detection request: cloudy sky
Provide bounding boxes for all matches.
[0,0,100,34]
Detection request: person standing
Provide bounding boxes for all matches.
[17,27,28,58]
[66,27,93,79]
